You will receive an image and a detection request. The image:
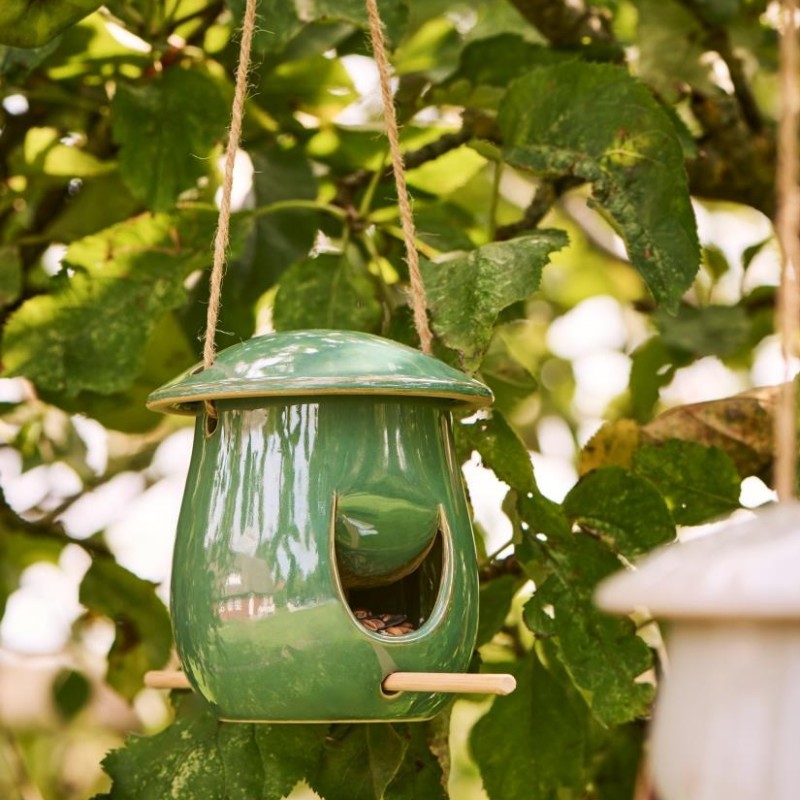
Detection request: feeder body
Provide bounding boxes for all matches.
[652,621,800,800]
[171,395,478,722]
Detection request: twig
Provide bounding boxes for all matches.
[494,177,580,241]
[676,0,763,133]
[507,0,617,47]
[479,554,523,583]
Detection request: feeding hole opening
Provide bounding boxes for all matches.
[336,529,445,639]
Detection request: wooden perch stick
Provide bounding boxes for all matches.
[144,670,516,696]
[382,671,516,696]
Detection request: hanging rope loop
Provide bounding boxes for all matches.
[365,0,434,355]
[202,0,258,419]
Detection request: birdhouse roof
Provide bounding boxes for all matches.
[147,329,493,414]
[595,502,800,621]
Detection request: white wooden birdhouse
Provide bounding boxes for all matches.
[595,502,800,800]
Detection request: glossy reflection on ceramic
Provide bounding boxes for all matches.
[172,396,478,721]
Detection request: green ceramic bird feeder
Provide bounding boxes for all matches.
[146,329,498,722]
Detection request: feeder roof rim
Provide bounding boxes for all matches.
[147,382,493,414]
[595,502,800,621]
[146,329,493,414]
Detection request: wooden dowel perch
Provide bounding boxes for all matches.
[145,670,516,696]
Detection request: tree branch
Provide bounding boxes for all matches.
[479,554,523,583]
[676,0,763,133]
[494,177,581,241]
[506,0,617,47]
[687,91,776,216]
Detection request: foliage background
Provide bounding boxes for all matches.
[0,0,791,797]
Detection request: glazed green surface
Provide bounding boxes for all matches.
[147,329,493,414]
[172,396,479,721]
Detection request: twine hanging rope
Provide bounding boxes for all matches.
[365,0,434,355]
[775,0,800,502]
[203,0,258,404]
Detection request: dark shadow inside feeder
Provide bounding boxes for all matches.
[338,531,444,637]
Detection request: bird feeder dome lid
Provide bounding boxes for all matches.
[595,502,800,621]
[147,329,493,415]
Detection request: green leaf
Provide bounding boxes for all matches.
[273,252,382,333]
[311,724,408,800]
[22,126,114,178]
[227,0,408,56]
[253,725,327,798]
[112,67,228,212]
[42,172,139,243]
[563,466,675,559]
[183,143,320,346]
[632,439,741,525]
[655,304,751,358]
[499,62,699,311]
[522,531,654,726]
[0,0,102,47]
[692,0,740,24]
[384,723,447,800]
[2,209,232,397]
[52,668,92,720]
[256,54,357,122]
[0,38,60,79]
[477,573,522,647]
[421,233,568,371]
[628,337,686,423]
[471,653,588,800]
[636,0,717,100]
[0,246,22,308]
[590,723,646,800]
[51,312,196,433]
[456,412,535,493]
[102,695,327,799]
[79,559,172,700]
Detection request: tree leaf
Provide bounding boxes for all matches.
[253,725,327,798]
[21,126,114,178]
[579,419,641,476]
[421,233,568,371]
[477,573,522,646]
[643,386,776,479]
[273,252,382,333]
[311,724,408,800]
[384,723,447,800]
[628,336,688,423]
[522,533,655,726]
[182,143,320,347]
[51,312,196,433]
[563,466,675,559]
[0,245,22,308]
[227,0,408,56]
[471,653,588,800]
[655,304,751,358]
[79,559,172,700]
[102,693,328,799]
[52,669,92,721]
[590,722,646,800]
[112,67,228,212]
[456,412,535,493]
[2,209,233,397]
[499,62,699,311]
[0,0,101,47]
[632,439,741,525]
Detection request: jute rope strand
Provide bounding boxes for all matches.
[203,0,258,393]
[365,0,434,355]
[775,0,800,501]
